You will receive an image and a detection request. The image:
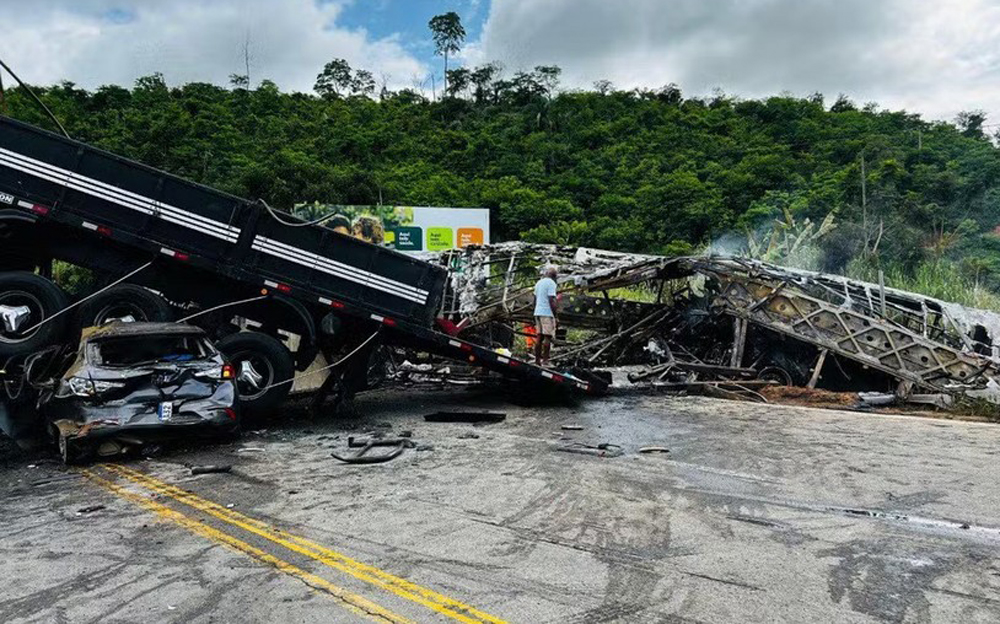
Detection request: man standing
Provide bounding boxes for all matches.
[533,266,559,366]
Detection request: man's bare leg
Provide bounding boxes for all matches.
[535,335,544,364]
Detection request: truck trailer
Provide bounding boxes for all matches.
[0,116,604,429]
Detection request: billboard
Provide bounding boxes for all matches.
[294,204,490,252]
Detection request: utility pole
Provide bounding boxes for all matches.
[243,32,252,89]
[860,150,868,252]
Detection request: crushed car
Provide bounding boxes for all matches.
[37,322,239,463]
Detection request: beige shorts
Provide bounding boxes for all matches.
[535,316,556,337]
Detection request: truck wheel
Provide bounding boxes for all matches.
[0,272,68,358]
[76,284,173,329]
[216,332,294,416]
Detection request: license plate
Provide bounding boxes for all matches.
[158,402,173,422]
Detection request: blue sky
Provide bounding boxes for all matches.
[337,0,488,67]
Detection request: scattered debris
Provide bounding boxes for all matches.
[638,446,670,454]
[190,464,232,475]
[554,442,624,458]
[759,386,859,409]
[423,243,1000,413]
[76,504,106,515]
[332,438,410,464]
[560,424,584,431]
[424,411,507,424]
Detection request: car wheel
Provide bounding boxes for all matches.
[0,272,69,358]
[216,331,294,416]
[76,284,173,330]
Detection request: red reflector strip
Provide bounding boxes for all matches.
[159,247,189,260]
[508,359,520,367]
[552,375,564,383]
[383,317,397,326]
[264,280,291,293]
[31,204,49,215]
[96,226,112,236]
[370,314,396,326]
[319,297,345,309]
[460,343,473,352]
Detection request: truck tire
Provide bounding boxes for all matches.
[76,284,173,330]
[0,272,68,358]
[216,331,294,416]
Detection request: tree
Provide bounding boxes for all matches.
[315,59,354,99]
[957,110,987,138]
[593,79,613,95]
[228,74,249,90]
[535,66,561,100]
[445,68,470,99]
[470,63,501,104]
[428,12,466,98]
[352,69,376,97]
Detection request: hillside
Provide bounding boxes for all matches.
[5,74,1000,296]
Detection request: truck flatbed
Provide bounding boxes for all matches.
[0,116,605,397]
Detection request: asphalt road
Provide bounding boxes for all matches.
[2,388,999,623]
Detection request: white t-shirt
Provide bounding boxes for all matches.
[534,277,557,317]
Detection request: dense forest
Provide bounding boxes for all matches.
[4,57,1000,305]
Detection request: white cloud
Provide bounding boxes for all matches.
[0,0,427,92]
[469,0,1000,123]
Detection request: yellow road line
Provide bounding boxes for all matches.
[81,469,413,624]
[104,464,507,624]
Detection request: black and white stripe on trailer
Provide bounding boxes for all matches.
[0,147,240,243]
[252,236,429,305]
[0,144,433,306]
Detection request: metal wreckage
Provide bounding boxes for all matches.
[414,242,1000,411]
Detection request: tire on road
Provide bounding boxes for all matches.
[0,271,69,358]
[216,331,295,416]
[76,284,173,330]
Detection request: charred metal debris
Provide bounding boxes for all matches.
[422,243,1000,409]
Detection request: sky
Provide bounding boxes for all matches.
[1,0,999,124]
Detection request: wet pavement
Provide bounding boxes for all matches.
[2,388,1000,623]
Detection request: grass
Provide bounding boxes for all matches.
[846,258,1000,312]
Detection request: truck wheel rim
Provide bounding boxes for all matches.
[93,301,147,324]
[232,351,274,401]
[0,291,44,344]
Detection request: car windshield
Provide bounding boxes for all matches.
[93,335,215,367]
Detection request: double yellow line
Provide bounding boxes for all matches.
[85,464,506,624]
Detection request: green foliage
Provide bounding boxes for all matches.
[6,68,1000,301]
[846,257,1000,311]
[428,12,466,97]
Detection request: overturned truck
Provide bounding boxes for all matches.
[431,243,1000,408]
